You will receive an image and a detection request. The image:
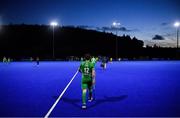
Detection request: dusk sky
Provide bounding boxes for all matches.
[0,0,180,47]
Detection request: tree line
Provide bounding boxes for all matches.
[0,24,179,60]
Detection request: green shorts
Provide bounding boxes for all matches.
[82,80,93,89]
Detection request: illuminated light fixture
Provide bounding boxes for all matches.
[174,21,180,48]
[50,21,58,26]
[50,21,58,59]
[112,21,120,27]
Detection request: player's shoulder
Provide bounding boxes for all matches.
[80,61,85,66]
[81,60,89,65]
[90,61,95,67]
[86,60,92,65]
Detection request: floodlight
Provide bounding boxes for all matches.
[174,22,180,27]
[50,21,58,26]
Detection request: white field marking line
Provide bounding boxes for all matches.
[44,69,79,118]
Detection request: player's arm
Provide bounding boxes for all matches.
[92,68,96,84]
[91,62,95,78]
[92,68,95,78]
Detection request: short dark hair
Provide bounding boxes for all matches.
[84,53,91,60]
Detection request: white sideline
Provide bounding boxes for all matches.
[44,69,79,118]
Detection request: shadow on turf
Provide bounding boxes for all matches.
[88,95,128,109]
[53,95,128,109]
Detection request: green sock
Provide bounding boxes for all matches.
[82,92,86,104]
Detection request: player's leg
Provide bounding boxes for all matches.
[103,63,105,69]
[104,63,106,69]
[82,83,87,109]
[88,80,93,102]
[92,78,96,100]
[82,89,87,108]
[82,90,87,102]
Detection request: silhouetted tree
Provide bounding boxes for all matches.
[0,24,179,60]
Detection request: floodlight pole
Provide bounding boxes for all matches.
[112,21,120,60]
[116,30,118,60]
[174,22,180,49]
[50,21,58,60]
[52,25,55,59]
[177,27,179,49]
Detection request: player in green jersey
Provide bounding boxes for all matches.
[91,56,96,67]
[3,56,7,63]
[79,54,95,109]
[91,56,96,97]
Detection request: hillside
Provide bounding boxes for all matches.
[0,25,144,59]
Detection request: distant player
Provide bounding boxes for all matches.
[91,56,96,67]
[96,57,98,62]
[36,57,39,65]
[91,56,97,98]
[79,54,95,109]
[101,56,107,69]
[3,56,7,63]
[30,57,33,61]
[7,58,11,64]
[110,57,113,63]
[80,57,84,62]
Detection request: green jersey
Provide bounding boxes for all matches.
[80,60,94,82]
[91,57,96,66]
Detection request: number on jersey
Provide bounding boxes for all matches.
[84,67,89,75]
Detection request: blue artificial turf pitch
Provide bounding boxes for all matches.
[0,61,180,117]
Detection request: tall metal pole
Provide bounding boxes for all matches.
[50,21,58,60]
[112,21,120,60]
[177,28,179,49]
[53,25,55,59]
[174,22,180,48]
[116,30,118,60]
